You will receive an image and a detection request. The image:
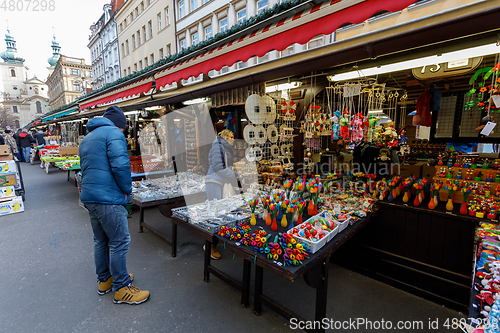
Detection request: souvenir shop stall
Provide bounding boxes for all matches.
[156,48,500,330]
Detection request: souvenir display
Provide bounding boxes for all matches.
[131,172,205,202]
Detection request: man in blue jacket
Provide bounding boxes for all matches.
[79,105,150,305]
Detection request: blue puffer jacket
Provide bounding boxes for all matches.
[205,137,236,186]
[79,117,132,205]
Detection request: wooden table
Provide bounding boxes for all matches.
[171,209,378,331]
[132,191,207,256]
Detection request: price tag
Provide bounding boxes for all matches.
[235,242,241,246]
[325,212,333,220]
[334,204,341,215]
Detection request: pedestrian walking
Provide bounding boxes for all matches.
[79,105,150,305]
[13,128,22,161]
[34,128,47,146]
[2,129,18,158]
[16,128,35,163]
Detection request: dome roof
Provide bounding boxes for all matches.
[47,35,61,67]
[0,29,25,64]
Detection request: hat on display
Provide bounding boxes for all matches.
[103,105,127,129]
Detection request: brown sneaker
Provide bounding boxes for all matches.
[98,274,134,295]
[203,244,222,260]
[113,285,150,305]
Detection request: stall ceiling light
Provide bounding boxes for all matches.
[124,111,140,115]
[182,97,210,105]
[265,82,302,93]
[144,106,162,111]
[174,119,181,122]
[328,43,500,82]
[368,110,384,114]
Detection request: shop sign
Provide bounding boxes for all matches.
[412,56,483,80]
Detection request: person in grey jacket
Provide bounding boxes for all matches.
[205,129,236,200]
[204,129,237,259]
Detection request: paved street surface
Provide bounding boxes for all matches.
[0,163,465,333]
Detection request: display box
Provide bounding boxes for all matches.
[0,161,17,173]
[422,163,436,182]
[0,196,24,216]
[0,154,14,162]
[0,173,17,187]
[59,147,79,157]
[0,145,10,155]
[0,186,16,199]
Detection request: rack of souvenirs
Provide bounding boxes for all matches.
[185,119,200,171]
[131,172,205,202]
[171,175,377,266]
[468,223,500,332]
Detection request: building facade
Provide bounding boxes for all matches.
[88,1,124,90]
[115,0,176,77]
[0,28,50,128]
[46,56,92,111]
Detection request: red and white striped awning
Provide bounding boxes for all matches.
[79,77,154,111]
[154,0,418,90]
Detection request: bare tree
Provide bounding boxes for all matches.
[0,104,20,129]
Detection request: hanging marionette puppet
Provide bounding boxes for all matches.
[331,110,341,141]
[339,110,350,140]
[366,114,379,143]
[351,113,364,142]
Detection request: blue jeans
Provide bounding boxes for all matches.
[205,182,222,200]
[84,203,131,291]
[21,147,30,162]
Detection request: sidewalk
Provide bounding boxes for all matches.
[0,163,465,333]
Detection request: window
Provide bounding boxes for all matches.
[70,69,80,76]
[281,45,294,57]
[145,57,148,67]
[137,30,141,45]
[142,26,147,41]
[160,48,164,58]
[180,39,186,50]
[192,32,198,46]
[219,18,228,32]
[151,54,154,63]
[167,44,171,55]
[258,52,269,63]
[10,69,15,77]
[148,21,153,39]
[139,61,143,70]
[158,13,162,31]
[165,7,170,26]
[12,106,18,113]
[179,0,185,19]
[128,67,131,75]
[36,101,42,113]
[135,7,139,17]
[236,61,247,69]
[141,1,144,11]
[73,81,80,91]
[124,69,127,76]
[126,40,129,54]
[134,63,138,72]
[257,0,268,14]
[14,120,19,128]
[12,86,17,90]
[147,0,150,5]
[220,66,229,74]
[121,43,125,57]
[132,34,136,49]
[130,12,134,21]
[203,0,209,3]
[190,0,197,11]
[204,26,212,40]
[124,18,127,27]
[237,9,246,24]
